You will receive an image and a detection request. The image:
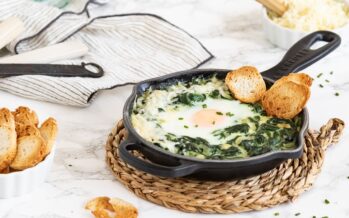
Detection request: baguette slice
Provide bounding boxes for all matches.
[273,73,313,88]
[10,125,45,170]
[40,118,58,157]
[0,108,17,171]
[225,66,266,103]
[262,81,310,119]
[86,197,138,218]
[13,106,39,132]
[109,198,138,218]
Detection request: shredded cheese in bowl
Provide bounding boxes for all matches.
[269,0,349,32]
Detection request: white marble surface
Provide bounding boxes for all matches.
[1,0,349,217]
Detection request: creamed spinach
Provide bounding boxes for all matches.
[131,75,302,160]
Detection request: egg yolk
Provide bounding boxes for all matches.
[192,109,225,127]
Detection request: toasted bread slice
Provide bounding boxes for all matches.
[0,108,17,172]
[86,197,138,218]
[40,118,58,157]
[13,106,39,132]
[225,66,266,103]
[262,81,310,119]
[10,125,45,170]
[273,73,313,88]
[109,198,138,218]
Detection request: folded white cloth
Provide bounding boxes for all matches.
[0,0,213,106]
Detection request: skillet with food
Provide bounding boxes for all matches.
[119,31,340,180]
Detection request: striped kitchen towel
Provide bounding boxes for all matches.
[0,0,213,106]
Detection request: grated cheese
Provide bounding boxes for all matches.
[269,0,349,32]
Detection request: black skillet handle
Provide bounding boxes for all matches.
[119,141,200,178]
[0,62,104,78]
[261,31,341,81]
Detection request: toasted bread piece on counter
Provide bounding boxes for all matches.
[10,125,45,170]
[12,106,39,132]
[86,196,138,218]
[0,108,17,172]
[225,66,266,103]
[262,81,310,119]
[40,118,58,157]
[273,73,313,88]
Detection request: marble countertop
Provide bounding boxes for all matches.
[1,0,349,217]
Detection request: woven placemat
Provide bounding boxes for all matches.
[105,118,345,214]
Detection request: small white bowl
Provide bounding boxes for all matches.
[261,8,349,49]
[0,148,55,198]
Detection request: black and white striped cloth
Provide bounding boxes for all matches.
[0,0,213,106]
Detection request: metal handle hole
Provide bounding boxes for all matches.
[83,63,99,73]
[309,40,329,50]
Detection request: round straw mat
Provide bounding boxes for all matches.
[106,118,344,214]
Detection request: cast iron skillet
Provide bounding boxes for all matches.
[119,31,341,180]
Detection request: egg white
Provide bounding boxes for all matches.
[158,98,255,145]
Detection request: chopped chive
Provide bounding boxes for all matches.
[324,199,330,204]
[295,212,301,216]
[158,108,165,112]
[321,216,329,218]
[226,112,234,117]
[312,216,317,218]
[325,79,330,83]
[216,112,223,115]
[347,176,349,179]
[178,117,184,120]
[317,73,323,78]
[330,71,333,75]
[184,125,189,128]
[202,104,207,108]
[319,84,324,88]
[274,212,280,216]
[335,92,340,96]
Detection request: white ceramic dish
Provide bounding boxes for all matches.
[0,148,55,198]
[262,8,349,49]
